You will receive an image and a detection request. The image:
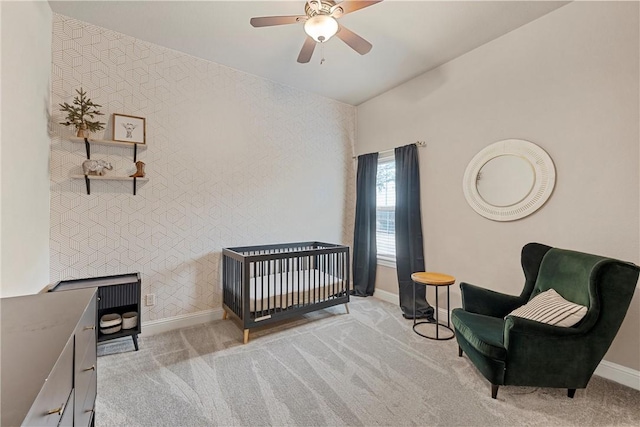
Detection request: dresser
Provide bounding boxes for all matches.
[1,288,97,426]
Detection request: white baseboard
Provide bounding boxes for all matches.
[373,288,399,305]
[594,360,640,391]
[373,288,450,321]
[373,289,640,391]
[141,308,223,337]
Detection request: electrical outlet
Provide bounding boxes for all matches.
[145,294,156,306]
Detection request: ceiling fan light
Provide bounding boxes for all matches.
[304,15,338,42]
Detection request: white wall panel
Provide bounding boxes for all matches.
[357,1,639,370]
[50,15,356,321]
[1,1,52,297]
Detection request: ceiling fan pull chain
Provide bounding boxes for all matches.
[320,43,325,65]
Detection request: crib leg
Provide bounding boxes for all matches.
[222,310,228,320]
[243,329,249,344]
[345,303,350,315]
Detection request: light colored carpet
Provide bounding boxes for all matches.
[96,298,640,426]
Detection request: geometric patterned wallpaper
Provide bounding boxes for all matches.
[49,14,356,322]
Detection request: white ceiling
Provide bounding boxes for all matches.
[48,0,569,105]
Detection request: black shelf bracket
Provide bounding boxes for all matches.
[79,138,143,195]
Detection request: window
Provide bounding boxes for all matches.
[376,152,395,265]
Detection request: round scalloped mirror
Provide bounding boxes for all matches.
[463,139,555,221]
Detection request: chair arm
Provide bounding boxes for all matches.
[504,315,584,343]
[460,282,524,317]
[502,316,595,388]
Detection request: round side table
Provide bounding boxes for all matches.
[411,272,455,340]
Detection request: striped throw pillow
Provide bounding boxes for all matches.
[507,289,588,327]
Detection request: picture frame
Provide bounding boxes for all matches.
[112,113,146,144]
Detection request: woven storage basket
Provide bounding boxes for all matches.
[100,324,122,335]
[100,313,122,328]
[122,312,138,330]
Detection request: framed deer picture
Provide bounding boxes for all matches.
[113,113,146,144]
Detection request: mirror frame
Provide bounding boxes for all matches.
[463,139,556,221]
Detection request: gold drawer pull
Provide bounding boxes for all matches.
[46,403,65,415]
[84,325,95,331]
[83,365,96,372]
[85,409,94,414]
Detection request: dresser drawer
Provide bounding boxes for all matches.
[75,294,97,365]
[75,338,97,407]
[57,390,74,427]
[22,340,73,427]
[75,371,97,427]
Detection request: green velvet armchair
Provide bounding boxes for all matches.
[451,243,639,399]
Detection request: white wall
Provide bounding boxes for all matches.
[357,1,640,371]
[49,15,356,322]
[0,1,52,297]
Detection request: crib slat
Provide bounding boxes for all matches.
[308,256,312,306]
[324,253,327,301]
[298,257,302,307]
[267,258,271,314]
[278,252,282,308]
[253,262,257,315]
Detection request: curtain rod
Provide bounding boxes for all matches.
[352,141,427,159]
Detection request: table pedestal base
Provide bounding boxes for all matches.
[412,321,455,340]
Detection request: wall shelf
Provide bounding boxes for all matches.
[70,136,148,195]
[70,136,147,148]
[72,175,148,195]
[71,175,149,181]
[71,136,146,162]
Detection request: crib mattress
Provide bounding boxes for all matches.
[249,269,343,312]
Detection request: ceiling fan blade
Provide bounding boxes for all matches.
[250,15,306,27]
[297,36,316,63]
[331,1,382,17]
[336,25,372,55]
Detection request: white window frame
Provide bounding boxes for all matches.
[376,151,396,268]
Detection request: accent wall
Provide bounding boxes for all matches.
[49,15,356,322]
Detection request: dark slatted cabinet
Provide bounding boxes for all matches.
[50,273,141,351]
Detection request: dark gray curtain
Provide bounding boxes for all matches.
[352,153,378,297]
[395,144,434,320]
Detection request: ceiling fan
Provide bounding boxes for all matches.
[250,1,382,63]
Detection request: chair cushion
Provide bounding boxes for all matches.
[507,288,587,327]
[451,309,507,361]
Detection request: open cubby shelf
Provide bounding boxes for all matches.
[97,327,138,343]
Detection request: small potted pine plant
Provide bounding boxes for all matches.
[59,88,105,138]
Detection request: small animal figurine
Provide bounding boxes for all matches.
[82,159,113,176]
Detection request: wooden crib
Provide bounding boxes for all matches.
[222,241,350,343]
